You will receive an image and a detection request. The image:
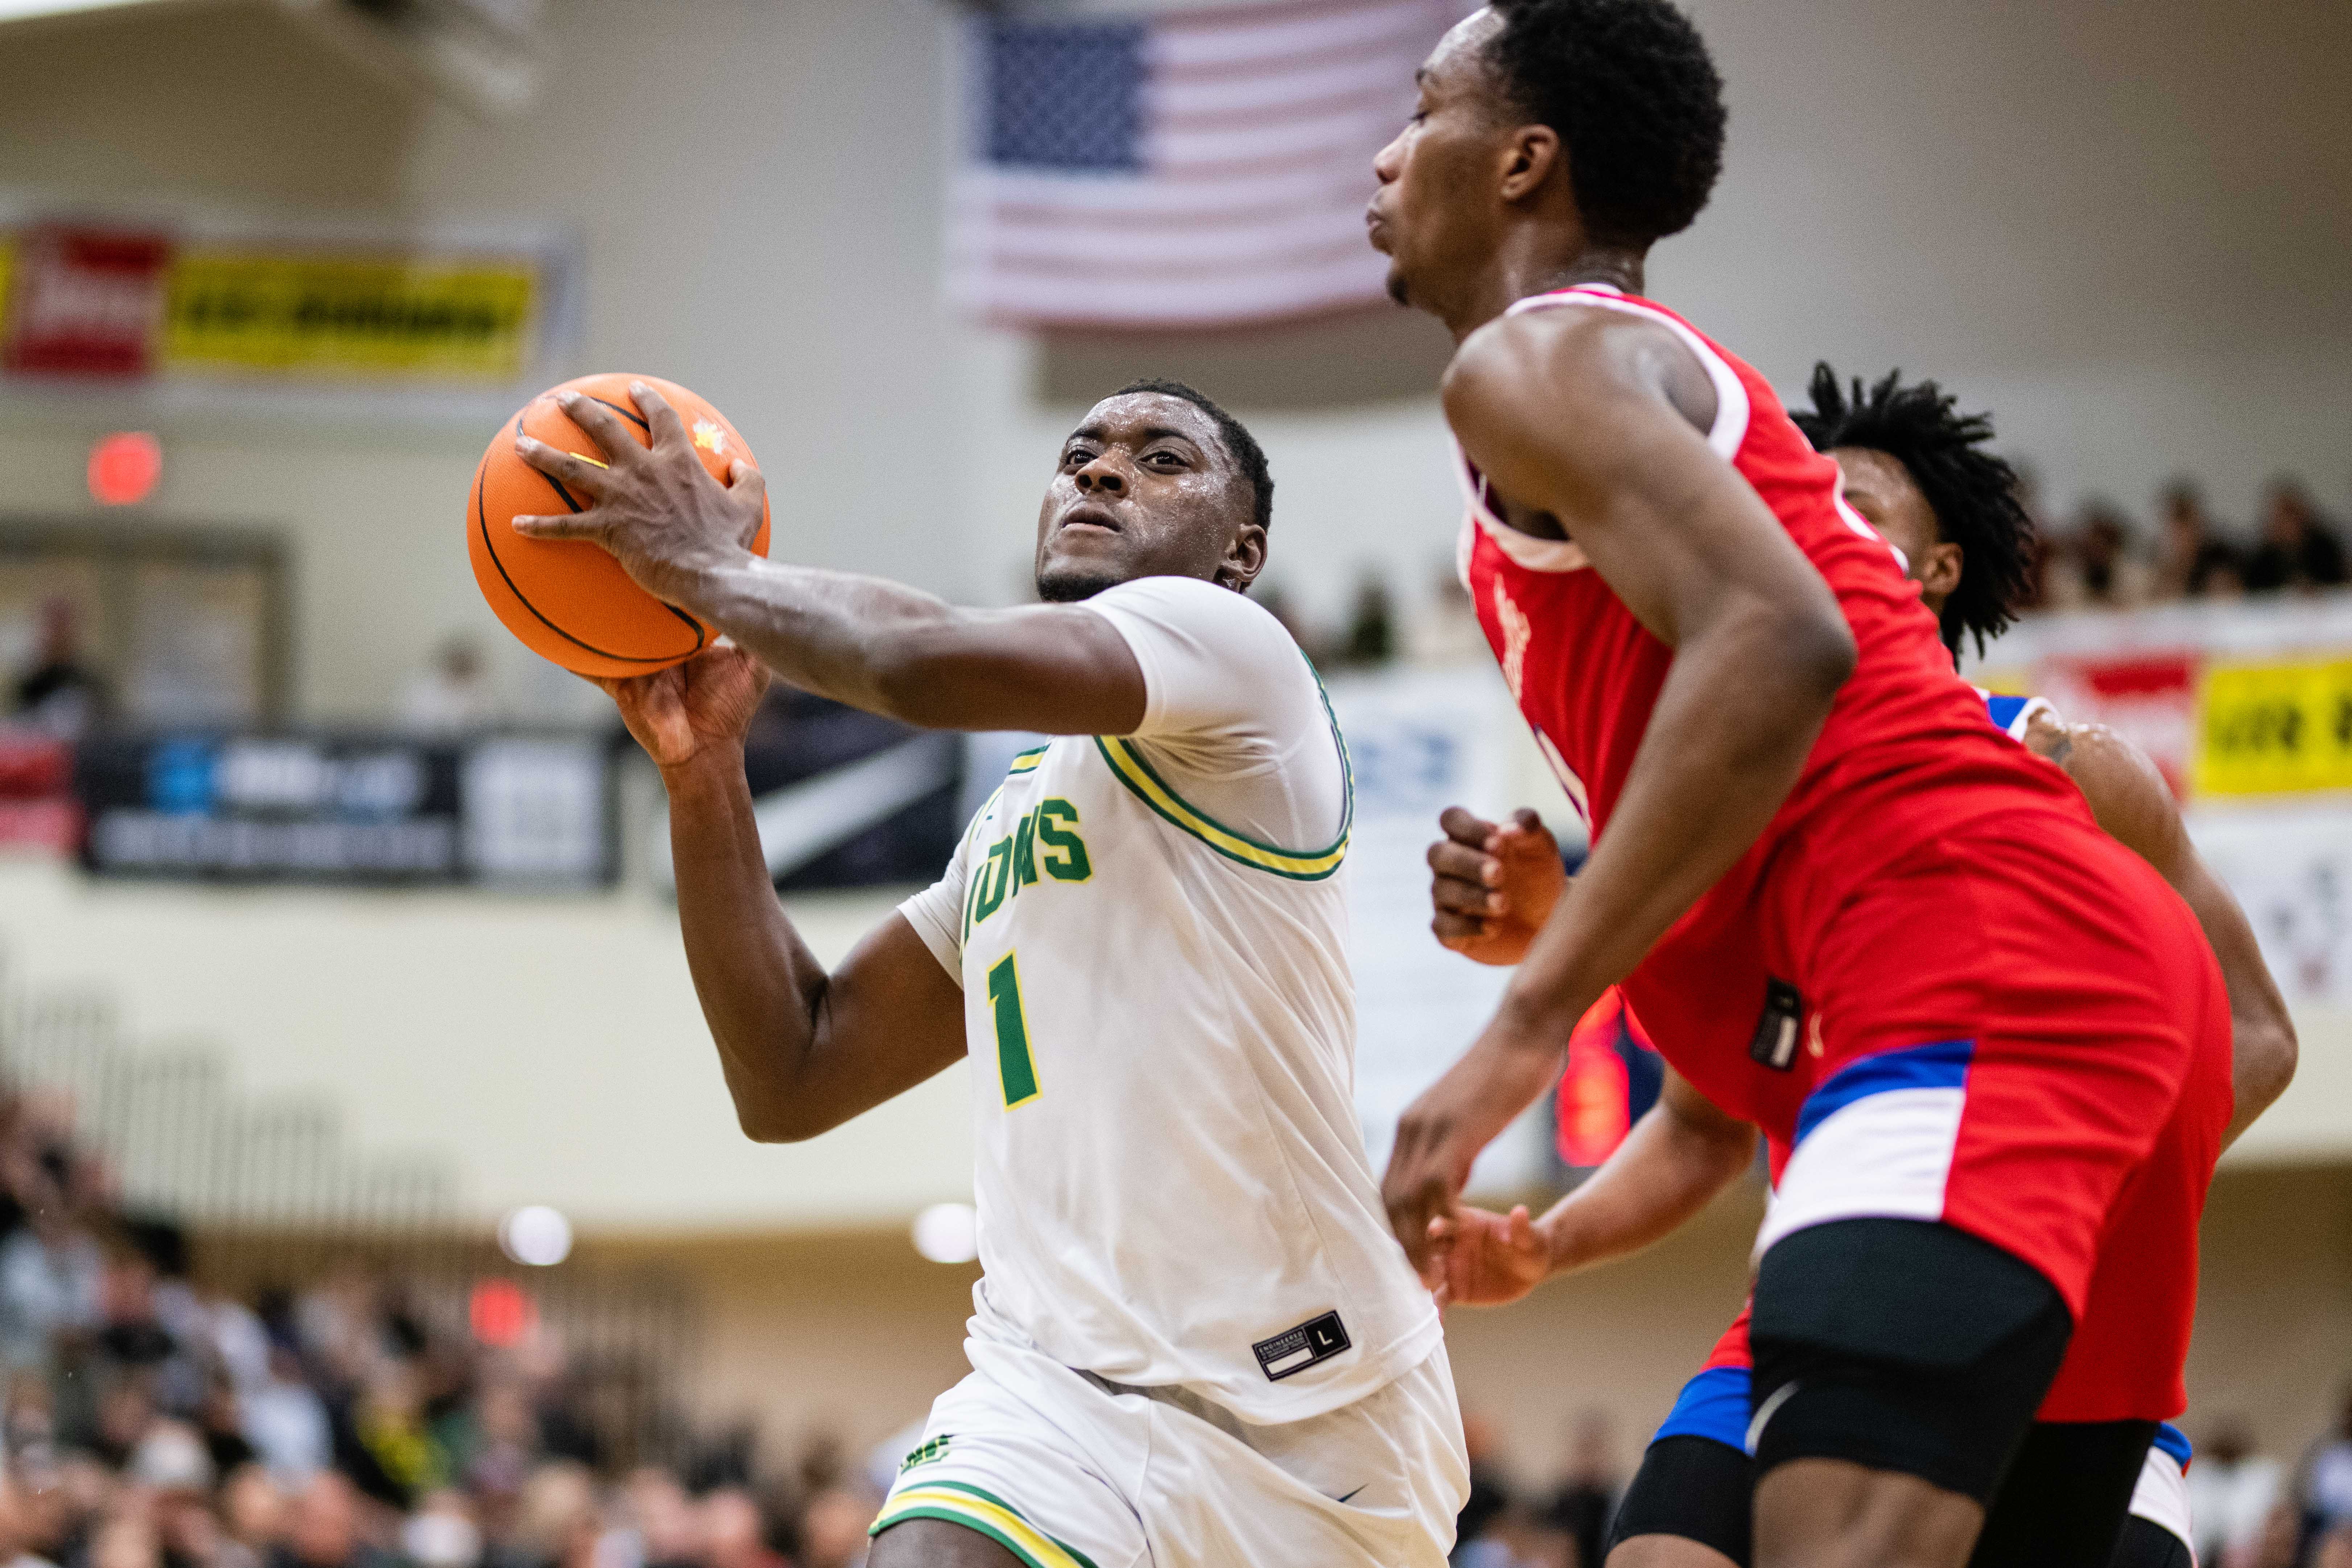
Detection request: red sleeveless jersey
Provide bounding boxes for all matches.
[1458,285,2090,1131]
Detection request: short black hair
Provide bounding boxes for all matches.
[1111,378,1274,534]
[1484,0,1728,247]
[1794,364,2037,660]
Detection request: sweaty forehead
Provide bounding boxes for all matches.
[1071,393,1222,456]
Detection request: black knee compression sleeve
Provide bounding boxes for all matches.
[1608,1436,1752,1566]
[1749,1220,2073,1503]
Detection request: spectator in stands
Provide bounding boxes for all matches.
[2068,500,2153,607]
[400,1491,482,1568]
[272,1473,397,1568]
[0,1473,61,1568]
[494,1464,602,1568]
[792,1489,870,1568]
[2245,481,2349,593]
[12,599,107,742]
[1338,573,1398,666]
[0,1193,102,1373]
[240,1345,332,1484]
[87,1509,160,1568]
[2189,1418,2283,1565]
[615,1469,700,1568]
[344,1363,446,1508]
[2304,1389,2352,1535]
[695,1488,785,1568]
[1543,1410,1620,1568]
[217,1465,286,1568]
[2151,481,2246,601]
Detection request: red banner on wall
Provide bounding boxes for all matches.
[1,227,172,378]
[2035,651,2201,797]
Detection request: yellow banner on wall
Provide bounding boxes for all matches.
[0,236,15,343]
[2195,655,2352,796]
[161,250,540,384]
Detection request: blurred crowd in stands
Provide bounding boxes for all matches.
[0,1087,881,1568]
[2031,477,2350,610]
[1253,473,2352,681]
[1448,1396,2352,1568]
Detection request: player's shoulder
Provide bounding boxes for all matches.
[1089,574,1296,649]
[1444,297,1713,459]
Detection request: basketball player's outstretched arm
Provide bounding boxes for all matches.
[512,387,1148,737]
[2028,716,2297,1144]
[1384,310,1856,1274]
[604,645,970,1143]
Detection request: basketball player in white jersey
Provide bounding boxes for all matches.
[511,378,1466,1568]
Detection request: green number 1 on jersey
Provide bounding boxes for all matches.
[986,954,1040,1109]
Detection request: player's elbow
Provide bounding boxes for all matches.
[1763,599,1855,710]
[2239,1013,2300,1120]
[734,1099,828,1144]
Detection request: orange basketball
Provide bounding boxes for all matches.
[468,373,772,679]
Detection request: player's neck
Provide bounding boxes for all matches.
[1445,237,1649,341]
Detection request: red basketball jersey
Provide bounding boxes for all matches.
[1458,285,2089,1130]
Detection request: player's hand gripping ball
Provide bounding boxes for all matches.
[468,374,771,678]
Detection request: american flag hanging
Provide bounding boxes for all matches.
[951,0,1470,331]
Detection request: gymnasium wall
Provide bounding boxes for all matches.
[0,0,2346,710]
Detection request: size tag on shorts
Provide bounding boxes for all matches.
[1749,979,1803,1072]
[1253,1311,1352,1381]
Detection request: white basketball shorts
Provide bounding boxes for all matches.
[869,1328,1466,1568]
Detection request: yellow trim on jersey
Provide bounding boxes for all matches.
[870,1482,1097,1568]
[1094,736,1348,880]
[1007,746,1048,775]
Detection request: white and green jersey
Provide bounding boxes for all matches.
[898,575,1443,1424]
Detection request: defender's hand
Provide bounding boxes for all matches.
[1428,806,1568,965]
[602,645,771,773]
[512,382,767,605]
[1426,1203,1550,1309]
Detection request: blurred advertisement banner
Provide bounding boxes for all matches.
[0,203,574,403]
[0,227,170,377]
[163,251,540,384]
[75,732,613,886]
[1974,594,2352,803]
[2194,655,2352,798]
[2193,801,2352,1008]
[649,689,965,895]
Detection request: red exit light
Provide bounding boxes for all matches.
[88,432,162,506]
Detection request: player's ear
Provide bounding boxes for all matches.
[1498,124,1561,203]
[1922,541,1965,601]
[1217,524,1268,593]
